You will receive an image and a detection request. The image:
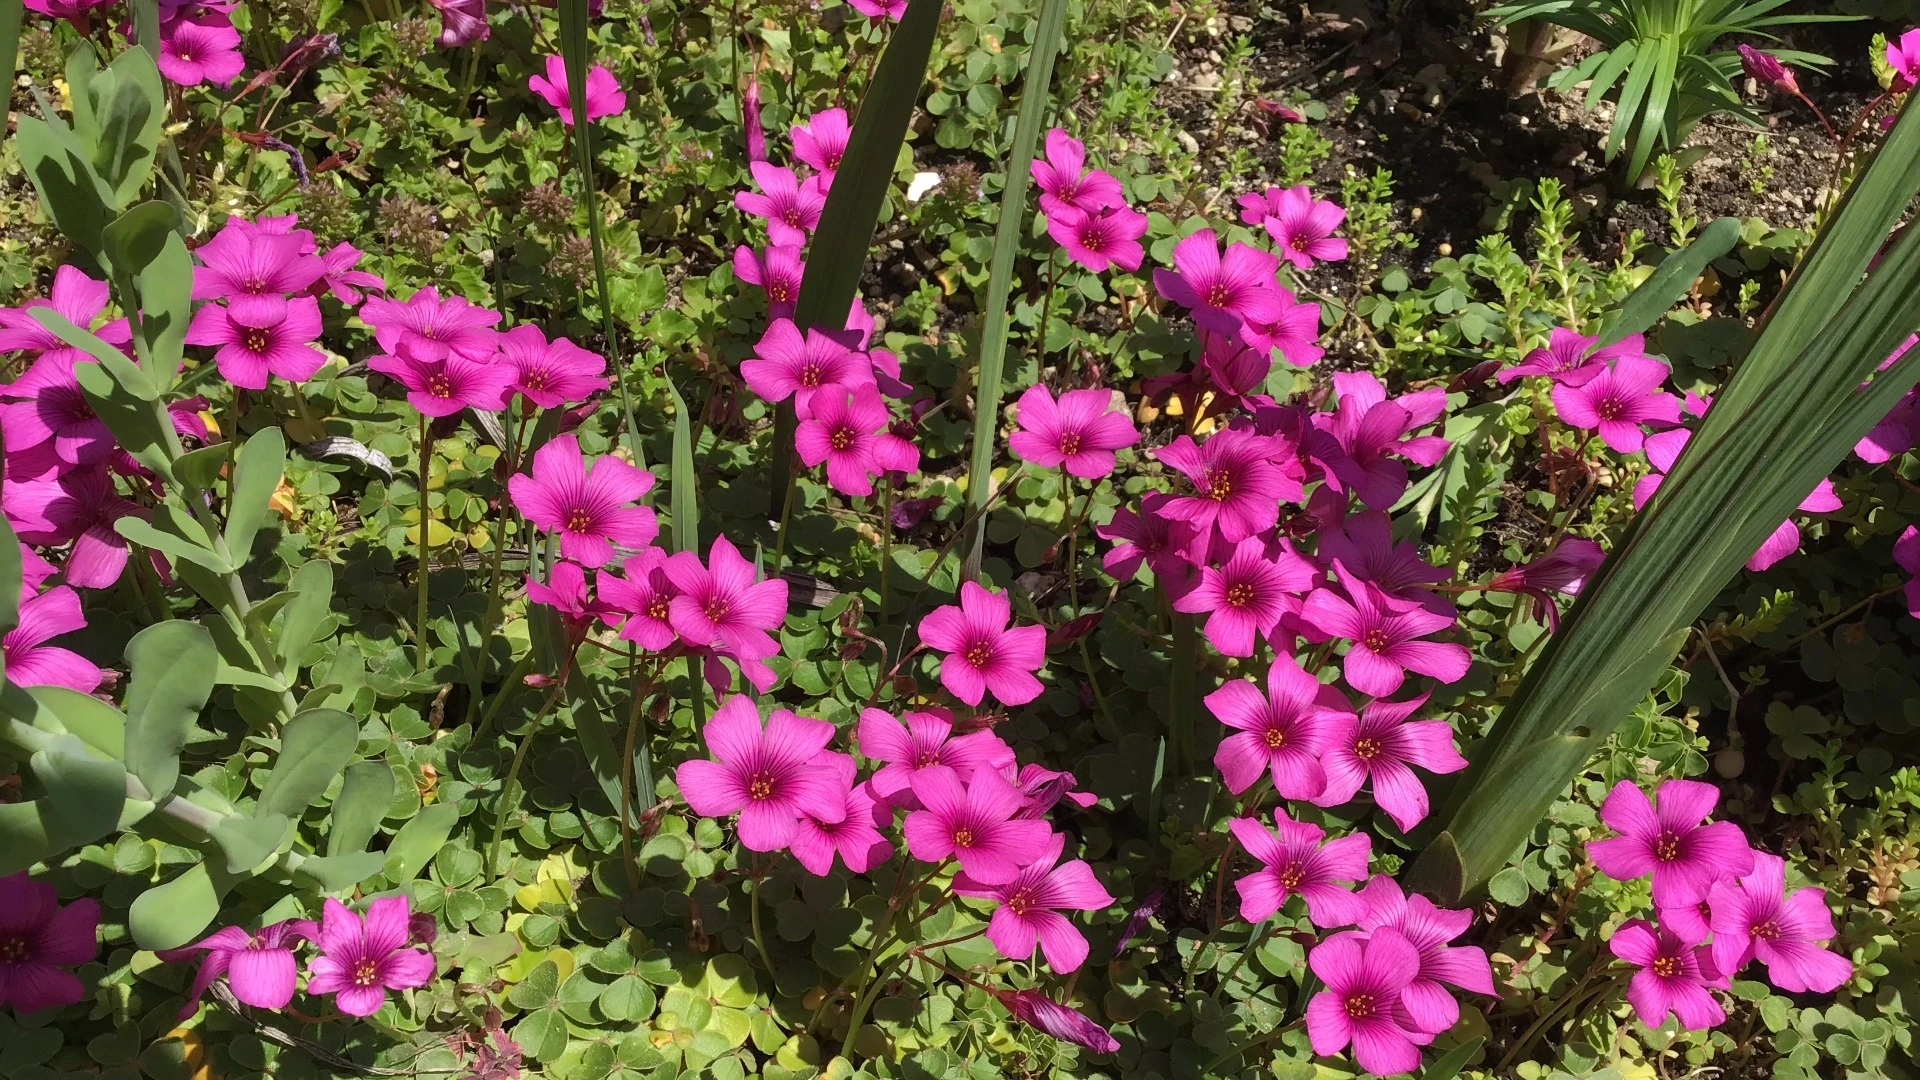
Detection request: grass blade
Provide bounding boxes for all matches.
[1596,216,1740,346]
[0,0,22,128]
[957,0,1070,580]
[667,379,700,554]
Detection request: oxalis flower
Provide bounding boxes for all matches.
[1350,875,1494,1035]
[1155,428,1301,553]
[1046,205,1149,274]
[3,586,104,693]
[1206,654,1354,799]
[955,832,1114,973]
[12,467,145,590]
[158,919,318,1016]
[1550,355,1678,454]
[1306,372,1449,510]
[498,325,608,410]
[596,548,680,651]
[1316,510,1452,614]
[1484,537,1606,630]
[1008,384,1140,480]
[917,582,1047,707]
[0,872,99,1014]
[507,434,658,568]
[733,245,805,321]
[1,353,114,469]
[901,766,1054,885]
[361,287,502,363]
[791,108,851,179]
[1313,692,1468,833]
[528,55,626,126]
[735,163,827,248]
[1229,808,1369,927]
[1608,919,1728,1031]
[185,297,328,390]
[304,896,436,1017]
[0,265,129,362]
[525,561,614,644]
[1238,284,1326,368]
[158,16,246,87]
[741,321,875,417]
[794,386,919,497]
[675,696,848,851]
[1030,128,1125,218]
[191,221,327,326]
[1587,778,1755,905]
[663,534,790,664]
[1305,929,1439,1075]
[1497,327,1647,387]
[989,989,1120,1054]
[1174,537,1317,657]
[366,342,514,417]
[857,707,1015,807]
[1152,229,1287,337]
[789,754,892,877]
[1237,185,1348,269]
[1299,564,1470,698]
[1708,851,1853,993]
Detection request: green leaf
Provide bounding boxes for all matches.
[13,110,116,255]
[210,813,289,873]
[122,621,215,801]
[91,45,166,206]
[224,426,287,564]
[293,852,386,892]
[29,306,158,399]
[667,379,699,553]
[33,735,128,852]
[115,516,232,574]
[100,200,178,276]
[29,685,127,760]
[327,760,395,857]
[130,860,233,950]
[134,232,193,381]
[173,444,229,491]
[1597,216,1742,346]
[382,799,461,883]
[0,800,61,876]
[72,360,176,481]
[0,4,21,152]
[274,560,335,675]
[1420,1036,1485,1080]
[256,708,359,819]
[958,0,1067,577]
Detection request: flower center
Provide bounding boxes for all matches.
[952,827,975,848]
[1353,737,1382,760]
[1204,283,1233,308]
[1596,398,1623,422]
[799,363,822,388]
[646,597,670,621]
[1653,831,1682,862]
[244,276,269,294]
[1752,920,1780,940]
[964,641,992,668]
[426,373,455,398]
[1225,582,1255,608]
[243,328,271,353]
[1343,993,1374,1019]
[769,282,792,303]
[1081,222,1110,251]
[565,508,593,533]
[704,598,730,623]
[1058,432,1082,456]
[1289,234,1312,253]
[524,369,549,391]
[1205,468,1233,501]
[781,206,803,227]
[0,936,26,963]
[352,958,380,986]
[1279,863,1305,889]
[1651,955,1681,978]
[830,427,854,451]
[1262,727,1285,749]
[916,750,943,768]
[1362,628,1390,653]
[748,772,775,800]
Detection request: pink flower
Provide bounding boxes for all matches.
[316,242,384,305]
[955,832,1114,973]
[1029,129,1125,218]
[1300,565,1470,697]
[13,467,144,589]
[1046,205,1149,273]
[901,766,1054,885]
[1658,898,1717,946]
[1237,185,1347,269]
[303,896,436,1017]
[366,343,514,417]
[1207,654,1353,798]
[743,74,766,164]
[847,0,907,20]
[741,321,875,417]
[734,245,805,321]
[1096,495,1197,585]
[857,707,1015,805]
[1152,229,1287,337]
[1008,385,1139,479]
[789,753,892,876]
[664,533,790,662]
[1315,511,1452,612]
[0,265,129,361]
[0,872,99,1014]
[1887,28,1920,91]
[1229,807,1369,927]
[192,221,327,326]
[1708,852,1852,993]
[917,582,1047,707]
[17,544,57,592]
[1015,763,1096,813]
[157,919,317,1016]
[1896,526,1920,618]
[361,287,502,363]
[596,548,680,650]
[185,297,328,390]
[1155,429,1301,551]
[23,0,115,26]
[1238,286,1325,368]
[497,325,608,409]
[1550,355,1678,453]
[1587,778,1755,905]
[1856,386,1918,463]
[989,989,1120,1053]
[1497,328,1646,387]
[1314,693,1467,832]
[1,353,114,469]
[794,386,918,497]
[1351,875,1494,1034]
[1198,335,1276,412]
[675,696,848,851]
[1304,929,1439,1074]
[507,434,658,568]
[525,560,613,643]
[1307,372,1450,510]
[158,16,245,87]
[1176,537,1317,657]
[428,0,489,45]
[1608,919,1728,1031]
[1634,431,1836,572]
[1484,537,1605,630]
[528,55,626,126]
[3,586,104,693]
[735,163,827,248]
[791,108,851,179]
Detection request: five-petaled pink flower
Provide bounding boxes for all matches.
[158,17,246,87]
[902,766,1055,885]
[11,467,144,590]
[735,163,828,248]
[1238,287,1326,368]
[1300,565,1470,697]
[917,582,1047,706]
[185,297,328,390]
[0,354,114,469]
[1153,229,1287,337]
[1314,693,1468,832]
[741,321,876,417]
[1229,807,1369,927]
[734,245,806,321]
[676,696,849,851]
[1304,928,1439,1075]
[955,832,1114,973]
[1316,510,1452,610]
[791,108,851,179]
[1608,919,1728,1031]
[0,265,131,365]
[1155,429,1301,553]
[1888,28,1920,91]
[1237,185,1348,269]
[303,896,436,1018]
[1175,537,1317,657]
[1096,494,1196,585]
[1350,875,1494,1034]
[1008,385,1140,479]
[367,342,514,417]
[1498,328,1645,387]
[317,242,385,305]
[1708,851,1853,993]
[789,753,892,877]
[3,586,103,693]
[1047,205,1149,274]
[498,325,609,409]
[525,560,614,644]
[507,433,659,568]
[529,55,627,126]
[1207,654,1353,798]
[1587,778,1755,905]
[1550,355,1679,453]
[1306,372,1450,509]
[857,707,1015,806]
[158,918,318,1016]
[192,223,327,327]
[847,0,907,20]
[0,872,99,1014]
[664,534,790,667]
[794,386,919,497]
[361,287,502,363]
[597,547,681,651]
[1030,129,1125,218]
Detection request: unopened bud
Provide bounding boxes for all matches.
[524,673,558,688]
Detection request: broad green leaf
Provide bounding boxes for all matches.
[382,800,461,882]
[72,360,175,480]
[958,0,1067,578]
[1420,1036,1486,1080]
[0,799,60,876]
[172,444,229,491]
[224,426,287,564]
[28,686,126,760]
[29,307,158,399]
[1596,216,1741,346]
[130,860,234,949]
[100,200,177,276]
[92,45,166,206]
[294,852,386,892]
[13,111,116,255]
[256,709,359,819]
[0,2,19,142]
[122,621,215,801]
[275,560,336,674]
[327,760,395,857]
[210,813,288,873]
[33,735,127,851]
[134,232,193,381]
[115,516,232,574]
[128,0,158,61]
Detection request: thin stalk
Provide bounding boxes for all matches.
[472,651,538,747]
[487,653,577,877]
[748,864,777,978]
[879,482,894,621]
[618,645,654,892]
[770,461,799,576]
[415,410,435,675]
[839,951,908,1059]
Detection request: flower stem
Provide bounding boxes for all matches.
[487,658,575,878]
[415,409,435,675]
[749,861,777,978]
[771,460,799,576]
[619,646,655,892]
[472,651,537,748]
[879,483,894,623]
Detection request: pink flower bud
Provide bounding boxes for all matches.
[1737,44,1798,94]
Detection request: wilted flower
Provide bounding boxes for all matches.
[989,988,1120,1053]
[1737,44,1798,93]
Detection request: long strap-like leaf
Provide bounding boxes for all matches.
[957,0,1070,581]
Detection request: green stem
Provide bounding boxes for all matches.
[487,662,575,878]
[1033,250,1062,363]
[749,864,777,978]
[619,646,653,892]
[415,410,435,675]
[770,461,799,577]
[472,651,538,748]
[839,951,908,1060]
